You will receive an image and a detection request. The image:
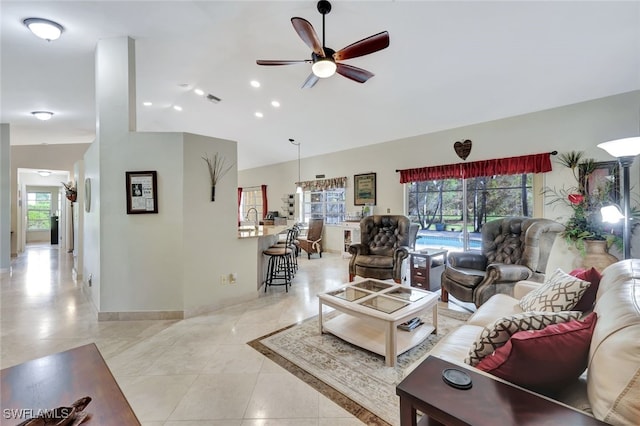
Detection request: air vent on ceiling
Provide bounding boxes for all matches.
[206,94,222,103]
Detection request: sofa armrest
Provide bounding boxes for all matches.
[448,251,487,270]
[486,263,533,283]
[513,280,543,299]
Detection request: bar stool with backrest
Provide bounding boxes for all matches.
[273,224,300,274]
[263,228,296,292]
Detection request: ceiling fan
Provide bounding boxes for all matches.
[256,0,390,89]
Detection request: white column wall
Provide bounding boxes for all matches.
[0,124,10,270]
[83,140,100,309]
[182,133,257,315]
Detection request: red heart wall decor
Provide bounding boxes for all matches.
[454,139,472,160]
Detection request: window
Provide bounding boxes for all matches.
[407,174,533,249]
[27,192,52,230]
[241,188,263,222]
[302,189,346,224]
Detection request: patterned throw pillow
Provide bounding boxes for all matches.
[465,311,582,366]
[518,268,591,312]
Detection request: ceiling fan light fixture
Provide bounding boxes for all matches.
[31,111,54,121]
[24,18,64,41]
[312,59,336,78]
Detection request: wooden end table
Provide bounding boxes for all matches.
[396,355,606,426]
[409,249,447,291]
[1,343,140,425]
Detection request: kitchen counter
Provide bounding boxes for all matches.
[237,225,288,239]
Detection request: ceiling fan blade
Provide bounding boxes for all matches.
[291,17,325,57]
[336,63,374,83]
[333,31,390,61]
[301,73,320,89]
[256,59,311,66]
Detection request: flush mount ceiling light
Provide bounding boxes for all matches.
[37,170,51,177]
[23,18,64,41]
[31,111,54,121]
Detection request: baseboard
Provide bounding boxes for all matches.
[97,310,184,321]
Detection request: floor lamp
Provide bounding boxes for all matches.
[597,137,640,259]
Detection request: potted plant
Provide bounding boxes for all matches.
[545,151,619,269]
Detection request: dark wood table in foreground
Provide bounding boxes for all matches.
[396,355,606,426]
[1,343,140,426]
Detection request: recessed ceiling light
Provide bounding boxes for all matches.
[173,105,183,111]
[31,111,54,121]
[271,100,280,108]
[255,112,264,118]
[37,171,51,177]
[250,80,261,88]
[143,101,152,106]
[23,18,64,41]
[194,88,205,96]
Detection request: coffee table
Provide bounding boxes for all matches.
[318,279,439,366]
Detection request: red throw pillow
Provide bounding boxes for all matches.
[570,268,602,311]
[475,312,597,395]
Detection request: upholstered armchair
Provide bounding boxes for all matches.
[441,217,564,307]
[297,218,324,259]
[348,215,414,283]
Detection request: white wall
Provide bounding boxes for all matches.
[0,124,10,270]
[182,133,257,314]
[83,140,100,309]
[239,91,640,227]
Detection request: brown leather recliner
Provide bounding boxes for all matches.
[441,217,564,307]
[348,215,414,283]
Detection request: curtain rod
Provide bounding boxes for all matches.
[394,150,558,172]
[241,185,262,190]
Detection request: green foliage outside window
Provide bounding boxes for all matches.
[27,192,52,230]
[407,174,533,232]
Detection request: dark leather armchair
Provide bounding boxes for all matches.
[348,215,414,283]
[441,217,564,307]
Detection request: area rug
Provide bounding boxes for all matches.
[248,306,471,426]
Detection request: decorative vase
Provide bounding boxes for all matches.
[211,186,216,202]
[581,240,618,273]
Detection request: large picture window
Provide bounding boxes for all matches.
[407,174,533,249]
[302,189,346,224]
[27,192,52,230]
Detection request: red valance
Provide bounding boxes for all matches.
[399,152,553,184]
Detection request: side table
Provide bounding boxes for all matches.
[409,249,447,291]
[396,355,606,426]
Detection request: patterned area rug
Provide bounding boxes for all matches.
[248,306,471,426]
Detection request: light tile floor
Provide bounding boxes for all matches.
[0,244,369,425]
[1,243,469,425]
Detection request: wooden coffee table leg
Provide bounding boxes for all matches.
[386,321,397,367]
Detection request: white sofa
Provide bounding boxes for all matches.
[429,259,640,425]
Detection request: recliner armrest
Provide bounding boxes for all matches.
[393,245,410,262]
[348,243,370,256]
[448,252,487,270]
[486,263,533,283]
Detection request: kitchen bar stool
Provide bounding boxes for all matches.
[263,228,296,292]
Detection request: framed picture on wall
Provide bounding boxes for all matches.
[354,172,376,206]
[126,171,158,214]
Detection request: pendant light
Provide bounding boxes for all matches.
[289,138,302,194]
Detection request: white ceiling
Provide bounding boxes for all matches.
[2,1,639,170]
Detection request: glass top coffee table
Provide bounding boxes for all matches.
[318,279,439,366]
